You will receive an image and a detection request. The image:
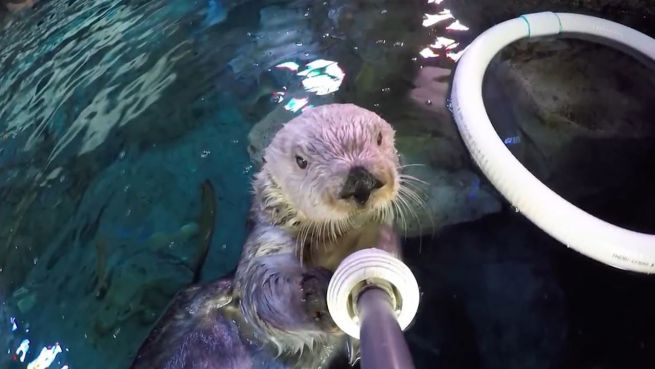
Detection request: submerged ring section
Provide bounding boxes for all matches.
[450,12,655,273]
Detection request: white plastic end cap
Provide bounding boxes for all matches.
[326,248,420,339]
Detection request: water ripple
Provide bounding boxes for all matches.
[0,0,193,162]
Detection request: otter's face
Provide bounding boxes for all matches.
[263,104,400,222]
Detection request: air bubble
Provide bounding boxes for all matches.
[445,97,454,112]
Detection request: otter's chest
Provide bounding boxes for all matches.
[308,222,382,271]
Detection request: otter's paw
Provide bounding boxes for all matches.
[300,267,338,332]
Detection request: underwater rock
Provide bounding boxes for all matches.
[404,214,568,369]
[397,145,502,238]
[406,67,454,132]
[12,286,35,313]
[495,39,655,139]
[486,38,655,201]
[179,222,200,239]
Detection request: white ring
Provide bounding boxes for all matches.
[327,248,420,339]
[450,12,655,273]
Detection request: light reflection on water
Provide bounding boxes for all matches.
[0,0,186,158]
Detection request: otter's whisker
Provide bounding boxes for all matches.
[344,217,353,238]
[392,199,409,239]
[399,182,429,200]
[380,205,388,223]
[314,222,322,245]
[399,185,436,241]
[400,185,428,211]
[398,187,426,222]
[397,163,426,169]
[310,222,320,247]
[395,191,414,223]
[399,175,431,196]
[399,173,430,186]
[333,220,341,243]
[326,221,332,243]
[296,224,308,263]
[397,188,426,239]
[333,219,343,243]
[331,220,338,243]
[321,221,329,250]
[400,188,427,253]
[377,204,390,224]
[301,222,316,263]
[404,184,434,233]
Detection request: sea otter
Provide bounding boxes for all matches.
[129,103,413,369]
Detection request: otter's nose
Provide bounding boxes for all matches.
[339,166,384,205]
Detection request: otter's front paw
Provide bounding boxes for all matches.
[300,267,338,332]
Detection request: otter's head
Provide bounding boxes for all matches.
[261,103,400,224]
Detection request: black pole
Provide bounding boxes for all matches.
[357,287,416,369]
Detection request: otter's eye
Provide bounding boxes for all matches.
[295,155,308,169]
[376,132,383,146]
